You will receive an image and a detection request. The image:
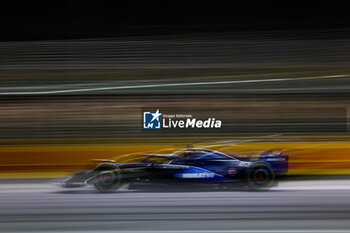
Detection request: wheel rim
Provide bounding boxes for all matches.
[248,165,275,190]
[99,172,115,185]
[253,169,269,184]
[94,165,121,192]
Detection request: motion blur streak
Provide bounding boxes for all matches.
[1,30,350,232]
[3,141,350,177]
[0,33,349,176]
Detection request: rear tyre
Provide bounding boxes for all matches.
[247,163,275,191]
[93,164,122,192]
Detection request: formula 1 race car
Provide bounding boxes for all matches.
[59,148,288,192]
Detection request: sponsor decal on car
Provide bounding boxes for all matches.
[239,161,252,167]
[227,167,237,175]
[181,172,215,178]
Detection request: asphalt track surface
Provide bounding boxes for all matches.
[1,181,350,232]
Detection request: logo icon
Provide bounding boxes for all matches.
[143,109,162,129]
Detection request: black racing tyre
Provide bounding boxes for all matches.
[247,163,275,191]
[93,164,122,192]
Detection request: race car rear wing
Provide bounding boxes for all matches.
[258,150,288,175]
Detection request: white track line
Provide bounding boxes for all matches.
[0,74,346,95]
[273,186,350,190]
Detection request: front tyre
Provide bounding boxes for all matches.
[247,163,275,191]
[93,164,122,192]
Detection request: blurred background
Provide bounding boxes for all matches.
[1,1,350,232]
